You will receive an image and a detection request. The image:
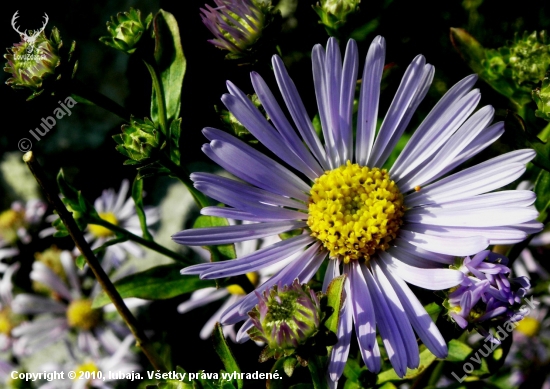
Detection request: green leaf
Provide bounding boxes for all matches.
[169,118,182,165]
[502,112,550,172]
[132,176,154,240]
[535,168,550,222]
[212,323,243,389]
[377,347,437,384]
[325,275,347,335]
[446,339,473,362]
[267,358,291,389]
[193,215,236,262]
[424,302,443,323]
[151,9,186,125]
[92,264,215,308]
[74,254,86,269]
[56,169,83,212]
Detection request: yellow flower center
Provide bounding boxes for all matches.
[73,361,99,382]
[0,209,26,245]
[66,299,102,330]
[0,307,15,335]
[307,162,404,263]
[516,316,540,337]
[88,212,118,238]
[226,272,260,295]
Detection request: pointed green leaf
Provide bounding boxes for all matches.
[132,176,154,240]
[325,275,347,335]
[92,264,215,308]
[377,347,438,384]
[424,302,443,323]
[535,168,550,222]
[446,339,473,362]
[151,9,186,124]
[212,323,243,389]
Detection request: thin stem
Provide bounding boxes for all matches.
[23,151,167,372]
[308,355,329,389]
[71,80,132,121]
[89,218,195,265]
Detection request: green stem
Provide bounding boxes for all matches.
[23,151,167,372]
[89,217,195,265]
[159,154,211,208]
[71,80,132,121]
[143,60,170,152]
[308,355,329,389]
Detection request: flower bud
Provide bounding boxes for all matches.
[313,0,360,35]
[100,8,152,55]
[201,0,278,60]
[248,280,321,360]
[4,27,77,101]
[113,117,162,163]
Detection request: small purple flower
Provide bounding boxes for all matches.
[447,250,531,331]
[201,0,269,57]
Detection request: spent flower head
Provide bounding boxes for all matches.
[248,280,321,360]
[100,8,153,54]
[4,27,77,101]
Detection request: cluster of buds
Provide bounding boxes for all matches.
[451,28,550,107]
[445,250,530,332]
[313,0,361,36]
[4,27,77,101]
[113,117,163,164]
[201,0,280,61]
[247,280,336,363]
[533,70,550,121]
[99,8,152,54]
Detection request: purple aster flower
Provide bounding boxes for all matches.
[173,36,541,384]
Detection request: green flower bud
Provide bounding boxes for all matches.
[217,93,263,143]
[4,27,75,101]
[313,0,360,35]
[533,70,550,121]
[100,8,152,54]
[113,117,162,164]
[202,0,281,61]
[248,280,322,360]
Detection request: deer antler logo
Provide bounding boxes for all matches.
[11,11,49,54]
